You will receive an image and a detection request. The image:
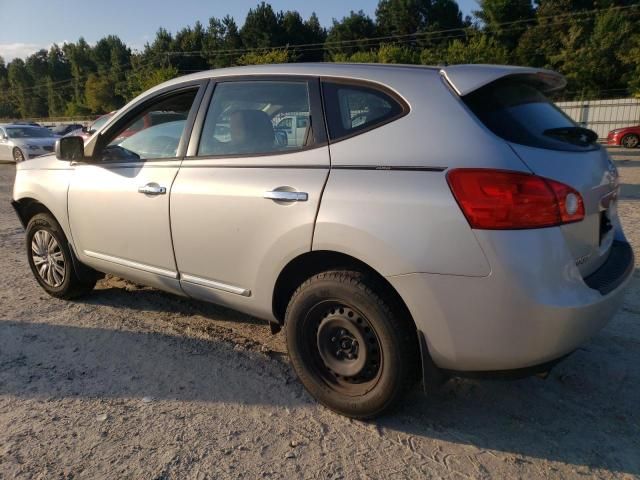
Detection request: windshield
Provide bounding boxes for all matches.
[6,127,56,139]
[463,77,596,151]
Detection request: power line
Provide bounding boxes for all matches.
[169,8,640,62]
[162,3,640,57]
[0,54,163,96]
[2,3,638,96]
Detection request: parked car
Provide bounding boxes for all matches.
[0,124,59,162]
[274,113,310,147]
[12,120,42,127]
[65,113,115,140]
[607,125,640,148]
[50,123,85,137]
[11,64,634,418]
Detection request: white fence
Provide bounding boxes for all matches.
[556,97,640,139]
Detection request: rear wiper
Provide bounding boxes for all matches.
[543,127,598,145]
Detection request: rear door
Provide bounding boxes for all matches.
[170,77,329,319]
[462,76,619,276]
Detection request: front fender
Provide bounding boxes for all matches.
[12,163,74,244]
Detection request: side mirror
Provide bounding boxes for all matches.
[55,136,85,161]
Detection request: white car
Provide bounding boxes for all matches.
[0,125,59,162]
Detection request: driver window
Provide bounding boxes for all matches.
[100,89,198,162]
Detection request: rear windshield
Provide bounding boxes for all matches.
[463,78,597,151]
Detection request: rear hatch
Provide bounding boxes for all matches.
[445,67,619,277]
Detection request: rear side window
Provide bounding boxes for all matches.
[464,77,597,151]
[322,81,406,141]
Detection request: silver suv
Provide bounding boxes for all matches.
[12,64,634,418]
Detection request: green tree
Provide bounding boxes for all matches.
[237,49,293,65]
[203,16,243,68]
[376,0,465,47]
[85,73,117,113]
[445,33,510,64]
[326,10,378,58]
[551,8,635,98]
[240,2,284,49]
[7,59,34,118]
[0,57,17,118]
[474,0,535,50]
[63,38,96,113]
[47,44,73,117]
[121,58,180,100]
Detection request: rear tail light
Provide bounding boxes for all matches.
[447,169,585,230]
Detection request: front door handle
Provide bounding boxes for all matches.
[264,190,308,202]
[138,183,166,195]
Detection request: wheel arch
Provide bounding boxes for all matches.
[12,197,57,229]
[272,250,414,328]
[14,197,101,284]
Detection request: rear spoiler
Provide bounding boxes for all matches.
[440,64,566,96]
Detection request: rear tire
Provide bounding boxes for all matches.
[285,270,419,419]
[621,134,639,148]
[26,213,96,299]
[12,147,25,162]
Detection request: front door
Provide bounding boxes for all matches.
[68,85,204,294]
[170,78,330,319]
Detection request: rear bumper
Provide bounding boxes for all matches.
[388,230,634,372]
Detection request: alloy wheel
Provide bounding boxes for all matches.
[621,134,639,148]
[13,148,25,162]
[31,230,66,287]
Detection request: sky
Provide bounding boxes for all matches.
[0,0,478,61]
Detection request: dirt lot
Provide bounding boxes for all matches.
[0,150,639,479]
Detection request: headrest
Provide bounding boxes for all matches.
[229,110,274,151]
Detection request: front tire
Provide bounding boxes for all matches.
[621,134,639,148]
[13,147,25,162]
[285,270,419,418]
[26,213,96,299]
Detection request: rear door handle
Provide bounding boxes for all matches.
[138,183,167,195]
[263,190,308,202]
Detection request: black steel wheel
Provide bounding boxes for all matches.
[285,270,419,418]
[310,302,383,396]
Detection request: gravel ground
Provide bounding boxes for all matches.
[0,150,639,479]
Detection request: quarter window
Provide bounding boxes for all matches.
[198,81,312,157]
[99,89,198,162]
[322,81,405,140]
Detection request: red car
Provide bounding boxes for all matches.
[607,126,640,148]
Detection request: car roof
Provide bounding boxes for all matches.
[147,62,565,97]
